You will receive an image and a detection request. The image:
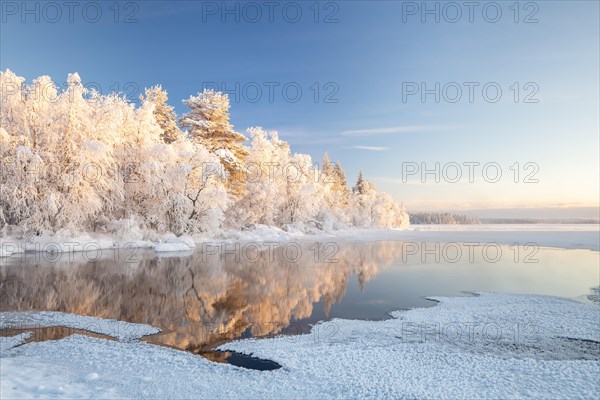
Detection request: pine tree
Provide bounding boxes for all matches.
[321,152,334,179]
[180,89,248,196]
[140,85,180,144]
[319,154,350,214]
[353,170,370,195]
[179,89,248,156]
[332,161,350,204]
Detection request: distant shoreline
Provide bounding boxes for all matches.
[409,212,599,225]
[478,218,600,224]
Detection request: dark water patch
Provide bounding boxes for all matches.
[201,350,281,371]
[143,335,281,371]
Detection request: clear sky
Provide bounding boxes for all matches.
[2,1,598,217]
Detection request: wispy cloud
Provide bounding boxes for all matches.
[270,128,345,145]
[350,146,390,151]
[341,125,447,137]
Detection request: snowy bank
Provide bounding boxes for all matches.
[2,224,598,262]
[154,236,195,253]
[1,293,598,399]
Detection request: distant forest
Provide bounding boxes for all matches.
[409,213,479,225]
[410,213,598,225]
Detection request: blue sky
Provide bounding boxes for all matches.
[2,1,599,216]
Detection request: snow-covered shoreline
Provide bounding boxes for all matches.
[1,223,599,258]
[1,292,598,399]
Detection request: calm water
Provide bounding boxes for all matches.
[1,241,598,355]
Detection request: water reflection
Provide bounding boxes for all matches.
[1,241,598,353]
[0,241,400,350]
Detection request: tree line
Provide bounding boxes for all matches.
[0,70,409,237]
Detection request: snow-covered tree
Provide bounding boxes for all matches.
[353,170,370,196]
[130,139,230,235]
[25,75,58,150]
[179,89,247,155]
[1,70,34,227]
[332,161,350,204]
[231,127,288,227]
[313,153,350,230]
[279,152,321,226]
[350,171,409,228]
[0,69,409,238]
[140,85,180,144]
[0,70,27,138]
[180,89,248,196]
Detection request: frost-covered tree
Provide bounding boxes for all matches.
[0,69,409,238]
[1,72,119,232]
[350,171,409,228]
[332,161,350,203]
[1,71,32,226]
[0,126,44,228]
[279,152,321,226]
[231,127,288,227]
[180,89,248,196]
[0,71,232,236]
[233,127,324,229]
[353,170,370,196]
[179,89,247,156]
[47,73,116,231]
[25,75,58,150]
[314,154,350,229]
[131,139,230,235]
[0,70,27,137]
[318,153,338,214]
[140,85,180,144]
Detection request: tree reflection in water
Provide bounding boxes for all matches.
[0,241,401,351]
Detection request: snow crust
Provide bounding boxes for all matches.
[0,333,32,353]
[1,293,598,399]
